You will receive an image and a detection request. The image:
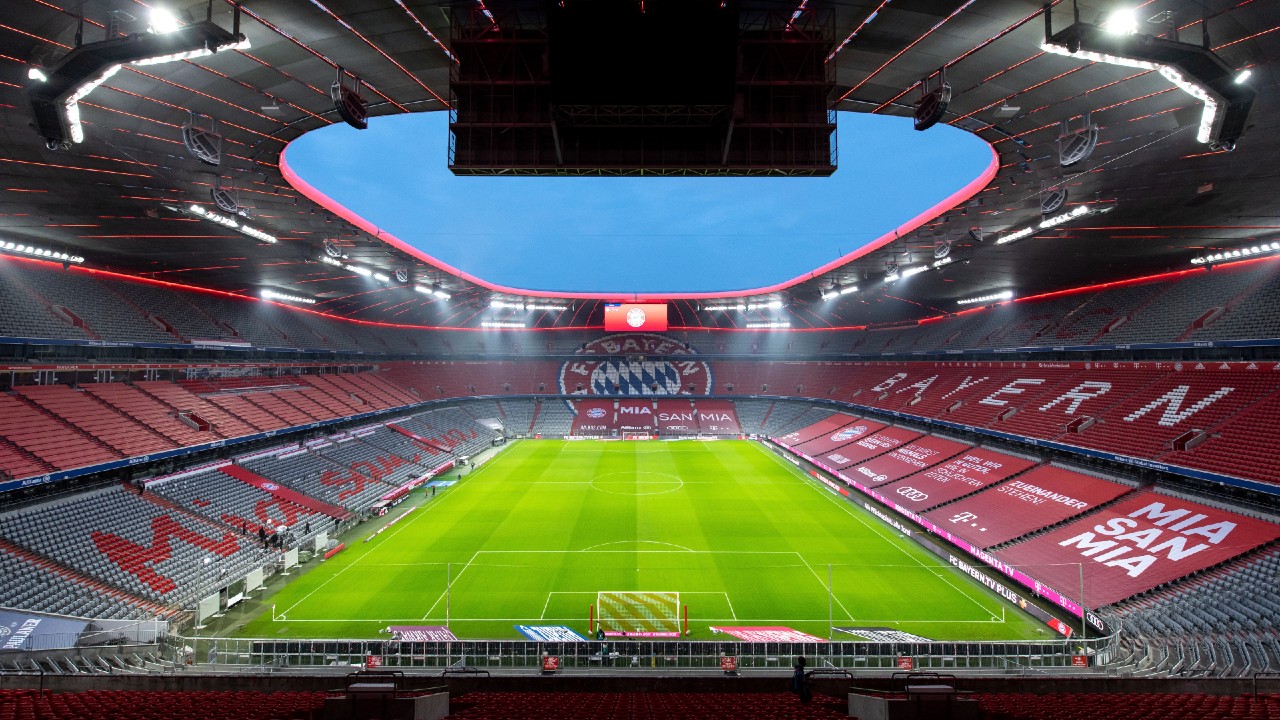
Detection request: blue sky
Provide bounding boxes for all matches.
[287,112,990,294]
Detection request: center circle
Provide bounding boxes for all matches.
[590,471,685,496]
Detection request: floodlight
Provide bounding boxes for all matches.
[260,289,315,305]
[1100,8,1138,35]
[149,8,184,34]
[957,290,1014,306]
[26,9,248,148]
[1042,3,1255,149]
[1235,70,1251,85]
[0,241,84,264]
[27,67,47,82]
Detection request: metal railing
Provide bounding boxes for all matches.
[174,634,1117,673]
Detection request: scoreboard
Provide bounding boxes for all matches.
[604,303,667,332]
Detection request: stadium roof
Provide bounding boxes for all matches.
[0,0,1275,330]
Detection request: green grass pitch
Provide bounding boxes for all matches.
[234,440,1047,641]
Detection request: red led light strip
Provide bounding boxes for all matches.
[304,0,449,108]
[279,139,1001,302]
[835,0,976,105]
[222,1,409,114]
[393,0,457,65]
[871,2,1058,114]
[826,0,892,64]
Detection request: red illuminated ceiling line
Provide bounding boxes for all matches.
[0,22,72,50]
[303,0,449,108]
[223,1,409,114]
[278,133,1001,302]
[827,0,892,64]
[1179,0,1255,32]
[952,66,1087,124]
[393,0,457,65]
[835,0,976,105]
[1214,23,1280,51]
[191,64,327,123]
[872,2,1058,114]
[0,254,574,333]
[125,68,286,127]
[236,51,328,98]
[0,157,151,179]
[99,85,272,145]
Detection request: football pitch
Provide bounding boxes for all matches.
[234,440,1046,641]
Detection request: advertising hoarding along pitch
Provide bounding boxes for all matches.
[604,303,668,332]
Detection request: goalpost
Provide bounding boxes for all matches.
[594,591,686,637]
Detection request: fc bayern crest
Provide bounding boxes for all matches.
[559,334,713,405]
[626,307,647,328]
[832,425,868,442]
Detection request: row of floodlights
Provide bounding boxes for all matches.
[705,299,784,312]
[185,205,276,243]
[260,289,314,305]
[490,299,567,311]
[957,290,1014,306]
[27,7,250,146]
[1191,243,1280,266]
[0,241,83,264]
[319,256,451,298]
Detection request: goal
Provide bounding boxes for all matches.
[595,591,683,637]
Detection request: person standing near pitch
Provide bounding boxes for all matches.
[791,656,812,703]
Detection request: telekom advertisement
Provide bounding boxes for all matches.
[604,303,668,332]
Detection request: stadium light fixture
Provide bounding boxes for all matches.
[490,298,565,311]
[1042,3,1254,149]
[260,289,315,305]
[148,7,184,34]
[1190,242,1280,266]
[1235,69,1252,85]
[177,204,277,243]
[1099,8,1139,35]
[320,255,385,280]
[26,8,248,148]
[414,284,451,299]
[481,321,526,329]
[889,266,928,282]
[0,241,84,264]
[27,67,47,82]
[995,204,1095,246]
[746,321,791,329]
[820,283,858,301]
[957,290,1014,306]
[932,256,954,269]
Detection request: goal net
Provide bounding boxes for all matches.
[596,591,682,637]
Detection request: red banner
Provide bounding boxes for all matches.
[848,436,970,486]
[926,466,1131,547]
[890,448,1038,512]
[997,491,1280,607]
[775,413,860,447]
[220,465,352,520]
[793,418,887,457]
